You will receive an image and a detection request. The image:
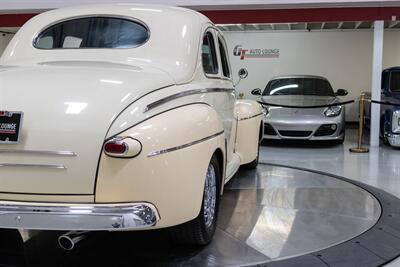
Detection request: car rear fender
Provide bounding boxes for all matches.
[95,103,225,228]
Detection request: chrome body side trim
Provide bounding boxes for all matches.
[148,130,224,157]
[0,202,159,231]
[0,163,66,169]
[144,88,235,112]
[0,149,77,157]
[238,113,263,121]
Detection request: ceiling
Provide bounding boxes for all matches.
[0,0,399,13]
[217,20,400,31]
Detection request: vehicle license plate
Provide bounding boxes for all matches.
[0,111,23,143]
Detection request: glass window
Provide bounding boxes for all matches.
[390,72,400,92]
[202,32,218,75]
[382,71,389,90]
[218,38,230,78]
[34,17,149,49]
[263,78,335,96]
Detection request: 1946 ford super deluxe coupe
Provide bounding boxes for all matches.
[0,4,263,246]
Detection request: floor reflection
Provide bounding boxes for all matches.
[0,164,381,267]
[220,164,380,260]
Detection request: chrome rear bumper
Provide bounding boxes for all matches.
[0,202,159,231]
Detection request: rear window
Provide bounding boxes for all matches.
[34,17,149,49]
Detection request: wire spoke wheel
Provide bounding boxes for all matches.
[203,164,217,228]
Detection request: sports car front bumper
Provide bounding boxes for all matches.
[263,113,345,140]
[0,201,159,231]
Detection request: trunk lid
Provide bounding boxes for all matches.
[0,61,173,194]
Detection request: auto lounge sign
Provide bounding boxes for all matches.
[233,45,280,60]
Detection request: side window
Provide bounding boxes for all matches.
[382,71,388,90]
[218,38,231,78]
[390,72,400,92]
[202,32,218,75]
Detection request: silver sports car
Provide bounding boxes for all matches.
[251,75,348,143]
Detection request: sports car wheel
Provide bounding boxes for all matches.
[170,155,220,245]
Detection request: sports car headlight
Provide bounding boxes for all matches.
[324,105,342,117]
[392,110,400,133]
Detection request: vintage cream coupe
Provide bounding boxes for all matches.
[0,4,263,247]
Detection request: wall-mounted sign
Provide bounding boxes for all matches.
[233,45,280,60]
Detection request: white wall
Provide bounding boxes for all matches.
[225,30,400,121]
[0,30,399,121]
[0,33,13,56]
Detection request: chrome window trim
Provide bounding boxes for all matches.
[0,163,66,169]
[0,149,77,157]
[148,130,224,157]
[33,15,151,50]
[238,113,263,121]
[144,88,234,112]
[201,26,227,80]
[202,29,220,77]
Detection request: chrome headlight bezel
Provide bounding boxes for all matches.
[392,110,400,133]
[262,107,269,117]
[324,105,342,117]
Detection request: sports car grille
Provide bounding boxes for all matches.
[314,124,337,136]
[264,123,277,135]
[279,130,312,137]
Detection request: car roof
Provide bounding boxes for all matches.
[270,75,329,81]
[384,67,400,71]
[0,4,211,84]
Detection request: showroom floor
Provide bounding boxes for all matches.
[260,128,400,200]
[0,163,383,267]
[1,128,400,267]
[261,128,400,266]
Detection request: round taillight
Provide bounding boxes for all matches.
[103,137,142,158]
[104,141,127,155]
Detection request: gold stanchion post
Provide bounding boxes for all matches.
[350,93,369,153]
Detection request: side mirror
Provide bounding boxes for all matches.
[238,68,248,79]
[251,88,262,96]
[336,89,348,96]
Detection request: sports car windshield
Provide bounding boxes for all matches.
[262,78,335,96]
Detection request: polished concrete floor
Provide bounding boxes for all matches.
[260,128,400,266]
[0,163,380,267]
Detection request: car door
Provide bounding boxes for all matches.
[214,32,236,168]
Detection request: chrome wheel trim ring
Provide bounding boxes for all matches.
[203,163,217,228]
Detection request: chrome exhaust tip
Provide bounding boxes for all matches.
[58,231,88,251]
